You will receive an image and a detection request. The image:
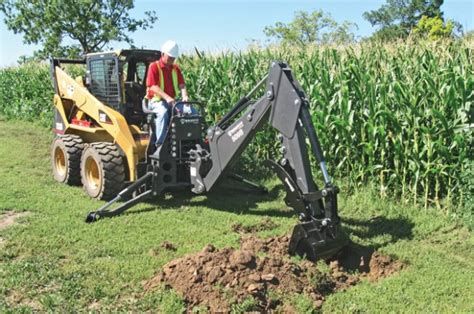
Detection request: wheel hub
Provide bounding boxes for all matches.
[54,147,66,177]
[84,156,101,190]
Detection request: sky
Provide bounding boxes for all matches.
[0,0,473,67]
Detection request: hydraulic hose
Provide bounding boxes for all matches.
[299,103,331,185]
[217,74,268,129]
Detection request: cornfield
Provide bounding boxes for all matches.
[0,40,472,212]
[0,63,53,123]
[180,41,473,211]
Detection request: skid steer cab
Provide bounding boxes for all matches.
[50,53,346,261]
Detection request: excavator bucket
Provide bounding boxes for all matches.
[289,221,348,261]
[265,159,346,262]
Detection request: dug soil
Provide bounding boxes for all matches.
[0,211,29,231]
[144,233,405,312]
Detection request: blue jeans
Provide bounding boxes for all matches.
[149,100,198,145]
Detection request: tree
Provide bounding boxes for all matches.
[263,10,357,46]
[412,15,454,40]
[0,0,157,59]
[363,0,444,41]
[321,21,359,45]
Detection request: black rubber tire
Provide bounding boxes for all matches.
[80,142,125,200]
[51,135,84,185]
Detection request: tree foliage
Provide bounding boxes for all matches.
[413,15,454,40]
[264,10,357,46]
[363,0,444,41]
[0,0,157,59]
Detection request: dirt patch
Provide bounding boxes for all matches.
[6,290,42,310]
[328,243,406,282]
[160,241,178,251]
[366,251,405,282]
[148,241,178,256]
[231,218,279,234]
[144,235,405,312]
[88,301,101,311]
[0,211,29,230]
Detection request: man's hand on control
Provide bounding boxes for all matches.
[166,96,176,106]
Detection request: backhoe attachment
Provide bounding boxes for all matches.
[85,62,346,262]
[189,62,347,260]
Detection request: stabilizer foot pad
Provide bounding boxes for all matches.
[85,212,101,223]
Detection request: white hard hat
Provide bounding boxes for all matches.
[161,40,179,58]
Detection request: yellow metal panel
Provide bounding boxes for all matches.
[54,66,140,181]
[129,124,150,160]
[69,129,113,143]
[68,124,105,134]
[75,76,85,87]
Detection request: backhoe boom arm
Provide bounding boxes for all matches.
[189,62,345,260]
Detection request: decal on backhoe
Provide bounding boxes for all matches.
[180,118,200,125]
[227,121,244,142]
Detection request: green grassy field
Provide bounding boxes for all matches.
[0,119,473,312]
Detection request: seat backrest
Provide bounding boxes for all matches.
[124,81,145,112]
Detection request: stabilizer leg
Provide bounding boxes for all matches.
[86,172,153,223]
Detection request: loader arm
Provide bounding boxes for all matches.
[190,62,345,260]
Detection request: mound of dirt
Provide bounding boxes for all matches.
[143,235,405,312]
[367,251,405,282]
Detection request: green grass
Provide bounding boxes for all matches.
[0,119,473,312]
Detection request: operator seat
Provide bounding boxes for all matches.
[124,81,146,125]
